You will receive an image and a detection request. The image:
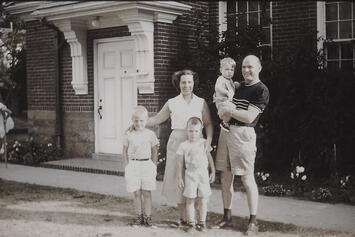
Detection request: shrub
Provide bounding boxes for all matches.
[262,184,287,197]
[311,187,333,202]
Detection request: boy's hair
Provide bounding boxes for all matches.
[220,57,236,69]
[186,117,203,128]
[132,106,148,119]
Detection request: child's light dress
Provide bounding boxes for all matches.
[213,76,236,109]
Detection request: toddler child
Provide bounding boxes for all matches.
[213,57,240,132]
[176,117,216,231]
[123,106,159,227]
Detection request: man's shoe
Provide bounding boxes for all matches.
[220,122,230,132]
[213,218,232,229]
[244,223,258,236]
[183,222,196,233]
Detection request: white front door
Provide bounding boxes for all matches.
[96,39,136,154]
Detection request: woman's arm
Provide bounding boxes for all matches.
[151,145,158,165]
[146,102,170,128]
[202,101,213,150]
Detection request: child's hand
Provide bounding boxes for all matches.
[177,177,184,189]
[209,171,215,184]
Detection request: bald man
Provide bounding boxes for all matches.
[214,55,270,235]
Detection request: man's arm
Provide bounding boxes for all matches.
[218,102,260,124]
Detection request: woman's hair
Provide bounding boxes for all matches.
[132,106,148,119]
[171,69,199,92]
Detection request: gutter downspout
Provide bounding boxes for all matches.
[40,17,65,150]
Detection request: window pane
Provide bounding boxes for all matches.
[249,1,258,12]
[327,61,339,71]
[261,9,270,26]
[327,44,339,59]
[249,12,259,25]
[339,2,352,20]
[326,22,338,39]
[339,21,352,38]
[237,1,247,13]
[260,1,270,11]
[326,3,338,21]
[341,60,353,70]
[238,13,247,29]
[341,43,353,59]
[262,27,270,44]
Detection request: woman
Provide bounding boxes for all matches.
[146,69,213,225]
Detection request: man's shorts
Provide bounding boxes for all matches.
[215,125,256,176]
[125,159,157,192]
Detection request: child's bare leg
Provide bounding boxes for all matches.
[142,190,152,216]
[178,197,186,221]
[186,197,195,224]
[133,190,142,215]
[197,197,208,223]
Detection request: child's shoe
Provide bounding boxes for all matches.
[144,215,154,227]
[184,221,195,233]
[244,222,259,236]
[170,219,188,228]
[220,121,230,132]
[196,221,207,232]
[130,214,144,226]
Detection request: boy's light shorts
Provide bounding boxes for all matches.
[124,159,157,193]
[215,125,257,176]
[183,168,211,199]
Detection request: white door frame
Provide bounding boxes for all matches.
[93,36,137,155]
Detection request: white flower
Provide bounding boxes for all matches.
[296,166,305,173]
[257,172,260,176]
[296,173,299,178]
[301,175,307,181]
[48,143,52,147]
[265,173,270,178]
[159,159,163,162]
[290,172,294,179]
[346,176,350,182]
[15,148,19,151]
[262,176,267,181]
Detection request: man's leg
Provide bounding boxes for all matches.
[241,173,259,235]
[214,170,234,228]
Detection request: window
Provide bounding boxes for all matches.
[323,1,355,70]
[236,1,272,46]
[219,1,272,59]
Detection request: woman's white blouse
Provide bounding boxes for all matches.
[168,94,204,130]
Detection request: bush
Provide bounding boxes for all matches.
[311,187,333,202]
[262,184,287,197]
[6,138,62,165]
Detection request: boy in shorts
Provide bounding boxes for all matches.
[176,117,216,231]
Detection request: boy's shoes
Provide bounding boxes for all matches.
[183,222,195,233]
[196,222,207,232]
[220,121,230,132]
[244,222,259,236]
[144,215,154,227]
[169,219,188,228]
[213,218,232,229]
[130,214,144,226]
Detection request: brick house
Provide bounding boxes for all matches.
[5,1,355,159]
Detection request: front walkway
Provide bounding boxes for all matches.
[0,161,355,233]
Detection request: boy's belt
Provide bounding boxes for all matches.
[130,158,149,161]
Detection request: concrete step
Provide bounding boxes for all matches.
[92,152,123,162]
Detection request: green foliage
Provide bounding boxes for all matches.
[6,138,62,165]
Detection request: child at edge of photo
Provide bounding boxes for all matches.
[176,117,216,232]
[122,106,159,227]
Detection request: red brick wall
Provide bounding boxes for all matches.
[272,1,317,58]
[26,20,56,111]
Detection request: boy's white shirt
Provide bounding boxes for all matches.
[176,138,212,169]
[123,128,159,160]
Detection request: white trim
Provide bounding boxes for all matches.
[93,36,136,154]
[218,1,227,34]
[317,1,326,55]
